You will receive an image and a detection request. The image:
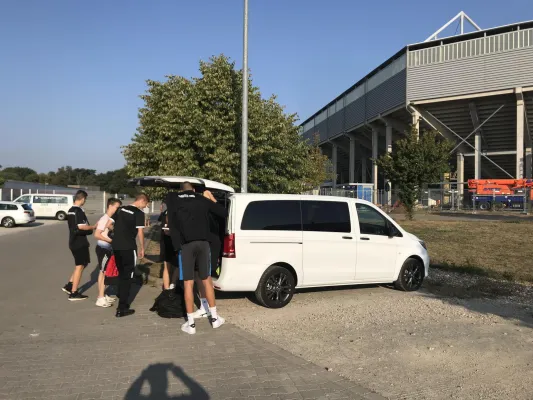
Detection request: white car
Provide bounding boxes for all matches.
[0,201,36,228]
[130,176,430,308]
[13,194,74,220]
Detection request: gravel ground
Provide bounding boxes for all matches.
[218,269,533,400]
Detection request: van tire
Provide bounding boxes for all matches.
[394,258,424,292]
[1,217,16,228]
[255,265,295,309]
[56,211,67,221]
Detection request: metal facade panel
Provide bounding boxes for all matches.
[366,71,406,120]
[302,130,314,143]
[407,46,533,101]
[315,120,328,142]
[327,109,344,138]
[344,97,366,130]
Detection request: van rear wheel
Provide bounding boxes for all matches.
[255,265,295,308]
[56,211,67,221]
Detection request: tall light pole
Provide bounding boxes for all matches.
[240,0,249,193]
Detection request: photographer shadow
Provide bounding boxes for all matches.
[124,363,209,400]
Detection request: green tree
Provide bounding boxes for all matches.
[123,54,326,197]
[376,128,453,220]
[0,167,38,181]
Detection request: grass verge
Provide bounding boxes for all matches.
[401,220,533,283]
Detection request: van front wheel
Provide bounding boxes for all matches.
[394,258,424,292]
[255,265,295,308]
[56,211,67,221]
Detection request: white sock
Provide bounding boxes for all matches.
[169,283,175,290]
[200,298,209,312]
[209,306,218,320]
[187,313,195,327]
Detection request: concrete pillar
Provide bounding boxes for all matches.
[526,148,532,179]
[385,124,393,206]
[411,110,420,134]
[332,143,338,188]
[516,88,525,179]
[349,136,356,183]
[474,133,481,179]
[361,156,367,183]
[372,129,378,203]
[457,153,464,210]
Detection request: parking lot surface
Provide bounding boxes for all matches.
[0,219,61,238]
[221,270,533,400]
[0,221,382,400]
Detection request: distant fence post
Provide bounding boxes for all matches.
[29,189,32,195]
[53,190,56,194]
[10,189,13,201]
[103,192,106,214]
[0,189,2,201]
[36,189,39,194]
[151,201,155,213]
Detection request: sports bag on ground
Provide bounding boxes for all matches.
[149,288,185,318]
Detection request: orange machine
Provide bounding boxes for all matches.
[468,179,533,197]
[467,179,533,209]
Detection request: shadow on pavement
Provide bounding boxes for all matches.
[78,262,101,294]
[124,363,209,399]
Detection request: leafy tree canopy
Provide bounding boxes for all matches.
[123,54,328,197]
[376,128,453,219]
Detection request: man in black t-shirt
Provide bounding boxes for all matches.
[62,190,97,301]
[166,183,227,335]
[109,193,149,317]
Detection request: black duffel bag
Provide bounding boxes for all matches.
[149,287,185,318]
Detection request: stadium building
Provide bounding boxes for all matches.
[299,12,533,201]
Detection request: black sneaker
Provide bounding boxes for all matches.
[62,282,73,294]
[116,309,135,318]
[69,291,88,301]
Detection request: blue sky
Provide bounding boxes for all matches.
[0,0,531,173]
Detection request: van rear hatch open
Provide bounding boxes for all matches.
[128,176,235,278]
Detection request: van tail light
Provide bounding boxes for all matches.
[223,233,236,258]
[24,211,31,214]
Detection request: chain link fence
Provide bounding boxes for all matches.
[304,185,531,214]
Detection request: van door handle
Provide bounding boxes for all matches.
[360,237,370,241]
[342,236,353,240]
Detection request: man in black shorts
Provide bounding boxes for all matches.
[109,193,149,317]
[166,182,227,334]
[62,190,97,301]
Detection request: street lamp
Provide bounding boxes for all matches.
[240,0,249,193]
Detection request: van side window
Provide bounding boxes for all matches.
[356,203,389,236]
[301,201,351,233]
[241,201,301,231]
[16,195,31,203]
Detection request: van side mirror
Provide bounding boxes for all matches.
[387,222,400,238]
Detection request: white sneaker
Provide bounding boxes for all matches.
[211,316,225,329]
[96,297,112,308]
[181,321,196,335]
[105,295,116,303]
[191,308,210,318]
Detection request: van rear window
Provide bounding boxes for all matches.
[21,204,32,211]
[241,200,301,231]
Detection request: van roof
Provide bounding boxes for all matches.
[129,176,235,193]
[229,193,375,205]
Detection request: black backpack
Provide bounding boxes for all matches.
[149,288,185,318]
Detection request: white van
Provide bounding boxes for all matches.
[129,176,429,308]
[13,194,74,220]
